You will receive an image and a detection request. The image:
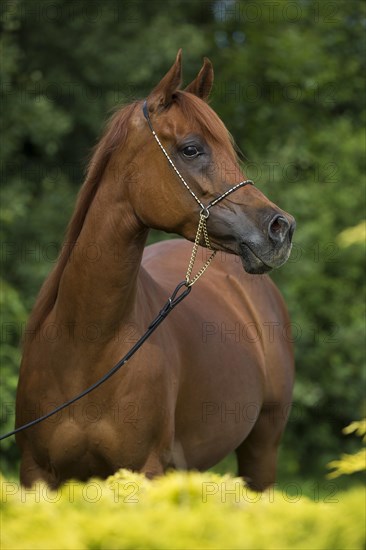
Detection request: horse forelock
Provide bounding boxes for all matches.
[173,91,237,162]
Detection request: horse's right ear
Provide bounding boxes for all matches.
[147,50,182,113]
[184,57,214,101]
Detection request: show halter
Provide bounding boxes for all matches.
[142,100,253,286]
[0,100,253,441]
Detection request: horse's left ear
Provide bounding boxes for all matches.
[184,57,214,101]
[147,49,183,112]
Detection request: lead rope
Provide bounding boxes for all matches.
[0,101,253,441]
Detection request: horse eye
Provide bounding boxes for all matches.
[182,145,200,158]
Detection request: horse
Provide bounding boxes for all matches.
[15,50,296,491]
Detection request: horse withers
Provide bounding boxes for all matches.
[16,50,295,490]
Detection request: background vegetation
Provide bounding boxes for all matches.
[1,0,365,490]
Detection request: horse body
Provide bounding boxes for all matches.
[16,51,295,490]
[144,240,294,480]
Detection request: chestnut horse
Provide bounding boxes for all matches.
[16,51,295,490]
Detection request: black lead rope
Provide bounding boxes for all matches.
[0,281,191,441]
[1,99,253,442]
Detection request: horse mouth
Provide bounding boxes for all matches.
[239,242,273,275]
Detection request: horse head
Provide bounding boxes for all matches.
[124,50,296,274]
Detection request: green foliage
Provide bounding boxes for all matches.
[1,0,365,479]
[1,469,365,550]
[211,0,366,475]
[0,279,27,469]
[327,419,366,479]
[2,424,364,548]
[337,221,366,248]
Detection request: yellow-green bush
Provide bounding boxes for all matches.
[327,419,366,479]
[1,469,364,550]
[1,421,365,549]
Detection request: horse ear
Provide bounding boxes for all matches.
[147,49,183,112]
[184,57,214,101]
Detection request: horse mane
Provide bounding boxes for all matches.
[25,92,236,340]
[25,101,139,339]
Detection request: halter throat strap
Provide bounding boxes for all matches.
[142,100,253,216]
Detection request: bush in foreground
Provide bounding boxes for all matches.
[1,468,364,550]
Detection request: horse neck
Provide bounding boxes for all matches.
[54,160,148,342]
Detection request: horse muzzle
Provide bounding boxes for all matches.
[238,213,296,274]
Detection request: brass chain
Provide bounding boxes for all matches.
[185,213,217,287]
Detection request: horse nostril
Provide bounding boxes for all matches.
[268,215,290,244]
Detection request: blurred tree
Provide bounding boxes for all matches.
[0,0,364,478]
